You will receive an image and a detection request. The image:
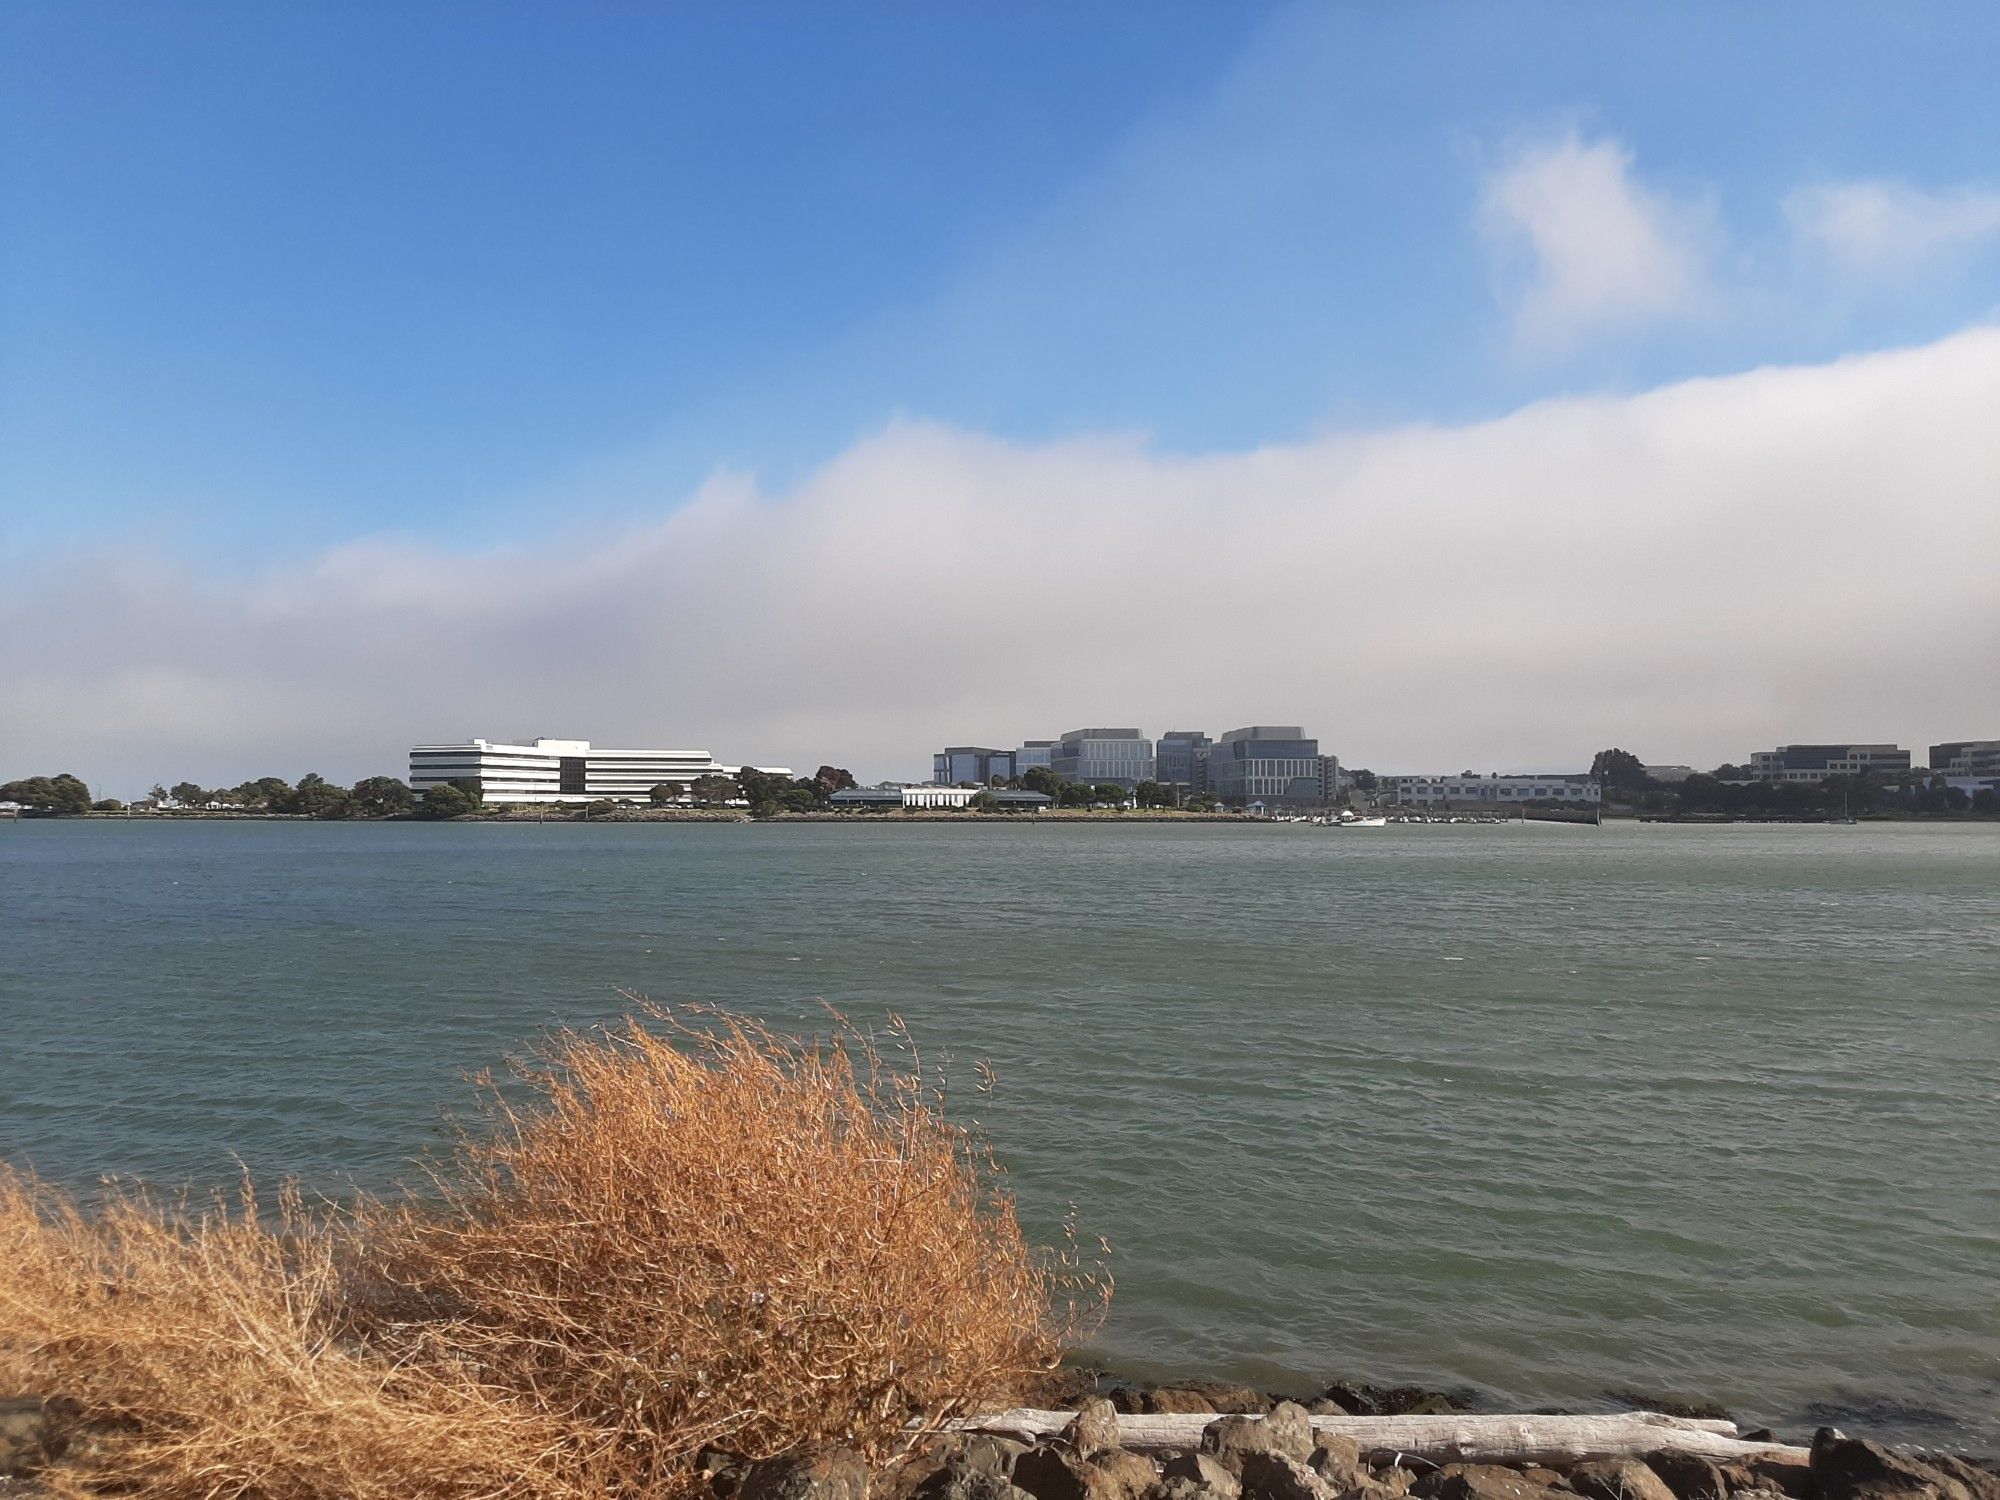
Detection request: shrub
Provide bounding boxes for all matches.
[0,1006,1106,1498]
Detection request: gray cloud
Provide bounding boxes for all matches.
[8,328,1999,797]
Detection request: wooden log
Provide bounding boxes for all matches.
[939,1409,1810,1465]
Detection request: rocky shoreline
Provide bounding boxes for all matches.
[11,1377,1990,1500]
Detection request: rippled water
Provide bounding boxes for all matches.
[3,818,1997,1445]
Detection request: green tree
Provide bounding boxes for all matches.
[287,772,352,819]
[1590,748,1650,795]
[1,774,95,813]
[1349,768,1378,792]
[148,783,170,804]
[649,782,681,806]
[968,790,998,811]
[1056,781,1093,808]
[1133,780,1175,809]
[169,781,208,808]
[350,776,415,817]
[1091,782,1130,807]
[231,777,293,811]
[733,767,792,816]
[1021,766,1065,799]
[689,774,736,805]
[92,798,125,812]
[812,766,857,796]
[419,783,476,819]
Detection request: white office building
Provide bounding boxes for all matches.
[1388,773,1602,806]
[1749,744,1911,782]
[408,738,791,805]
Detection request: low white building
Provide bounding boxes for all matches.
[1387,773,1601,806]
[409,738,791,805]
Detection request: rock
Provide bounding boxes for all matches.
[1643,1455,1731,1500]
[1742,1455,1810,1500]
[1308,1439,1369,1493]
[1015,1446,1158,1500]
[1323,1385,1472,1418]
[1238,1453,1341,1500]
[1517,1471,1567,1492]
[1147,1389,1224,1416]
[1163,1454,1244,1500]
[1,1398,54,1479]
[1176,1382,1274,1415]
[740,1450,871,1500]
[881,1437,1032,1500]
[1149,1482,1214,1500]
[700,1447,752,1500]
[1308,1399,1354,1417]
[1566,1459,1678,1500]
[1925,1461,2000,1500]
[1373,1468,1419,1495]
[1202,1404,1317,1467]
[917,1468,1041,1500]
[1066,1401,1124,1462]
[1412,1463,1566,1500]
[1811,1430,1979,1500]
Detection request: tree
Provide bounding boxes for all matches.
[1092,782,1131,807]
[1133,780,1175,809]
[1350,768,1378,792]
[231,777,293,811]
[649,782,681,807]
[1057,781,1093,808]
[733,768,794,816]
[1974,788,1999,815]
[1,774,94,813]
[418,783,476,819]
[169,781,207,808]
[149,783,170,804]
[350,776,415,817]
[812,766,857,796]
[968,790,998,811]
[92,798,125,812]
[690,774,736,806]
[449,777,483,805]
[1590,748,1650,795]
[1021,766,1065,799]
[286,772,352,819]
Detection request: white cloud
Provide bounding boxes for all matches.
[7,330,1999,797]
[1787,179,2000,278]
[1480,132,1714,352]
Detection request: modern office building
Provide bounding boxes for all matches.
[1930,740,2000,775]
[1749,744,1912,782]
[1052,728,1155,789]
[1204,726,1323,807]
[1154,730,1212,795]
[1388,773,1601,806]
[408,738,791,805]
[1013,740,1056,775]
[932,747,1015,785]
[830,787,1050,812]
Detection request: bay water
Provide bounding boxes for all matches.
[3,818,1996,1446]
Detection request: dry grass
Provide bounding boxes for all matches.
[0,1004,1107,1498]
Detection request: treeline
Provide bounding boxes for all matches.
[1588,748,1999,818]
[996,768,1214,809]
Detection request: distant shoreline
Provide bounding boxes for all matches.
[13,808,1999,826]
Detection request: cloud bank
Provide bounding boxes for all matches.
[1787,178,2000,278]
[7,329,1999,795]
[1480,132,1714,351]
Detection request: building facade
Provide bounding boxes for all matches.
[1388,774,1601,806]
[1013,740,1056,775]
[409,738,790,805]
[1749,744,1912,782]
[1052,728,1155,789]
[830,787,1050,811]
[932,747,1015,785]
[1154,730,1212,795]
[1930,740,2000,775]
[1205,726,1322,807]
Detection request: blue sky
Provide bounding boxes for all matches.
[5,4,1999,788]
[6,2,1998,564]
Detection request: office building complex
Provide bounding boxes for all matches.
[1204,726,1323,807]
[1749,744,1911,782]
[409,738,790,805]
[1388,774,1601,806]
[1930,740,2000,775]
[932,747,1015,785]
[1154,730,1212,795]
[1052,728,1155,789]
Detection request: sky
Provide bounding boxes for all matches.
[3,2,1998,794]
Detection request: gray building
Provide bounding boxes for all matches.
[1205,726,1323,807]
[932,746,1014,785]
[1930,740,2000,775]
[1749,744,1911,782]
[1154,730,1212,795]
[1014,740,1057,775]
[1052,728,1155,789]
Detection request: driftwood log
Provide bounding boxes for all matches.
[941,1409,1811,1465]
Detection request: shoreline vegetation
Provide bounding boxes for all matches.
[3,1007,1992,1499]
[6,750,1999,825]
